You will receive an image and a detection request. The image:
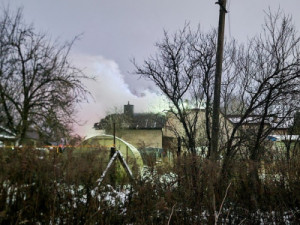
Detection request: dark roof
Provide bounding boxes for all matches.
[226,115,273,125]
[0,126,16,140]
[128,113,166,129]
[226,115,293,129]
[95,113,166,130]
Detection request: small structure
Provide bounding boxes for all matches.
[268,135,300,151]
[94,102,166,150]
[82,134,143,171]
[22,127,40,146]
[268,135,300,142]
[0,126,16,148]
[226,115,294,135]
[94,102,168,165]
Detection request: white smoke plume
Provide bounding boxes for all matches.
[71,54,167,137]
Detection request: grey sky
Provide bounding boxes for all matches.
[1,0,300,136]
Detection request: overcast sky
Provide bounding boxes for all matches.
[1,0,300,137]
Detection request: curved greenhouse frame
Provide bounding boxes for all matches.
[82,135,143,170]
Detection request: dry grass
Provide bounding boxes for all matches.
[0,147,300,224]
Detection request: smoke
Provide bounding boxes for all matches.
[71,54,167,137]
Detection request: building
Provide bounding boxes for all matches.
[94,102,166,150]
[163,109,234,154]
[0,126,16,148]
[226,115,294,135]
[0,125,43,148]
[94,102,167,164]
[94,102,236,157]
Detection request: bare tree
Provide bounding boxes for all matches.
[134,9,300,210]
[134,26,236,157]
[190,29,236,156]
[0,7,89,144]
[134,26,200,154]
[217,9,300,207]
[223,9,300,160]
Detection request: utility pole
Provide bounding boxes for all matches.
[110,122,116,185]
[210,0,227,160]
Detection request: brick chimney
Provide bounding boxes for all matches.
[124,101,134,117]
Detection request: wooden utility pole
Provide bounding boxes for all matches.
[110,122,117,185]
[210,0,227,160]
[113,122,116,147]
